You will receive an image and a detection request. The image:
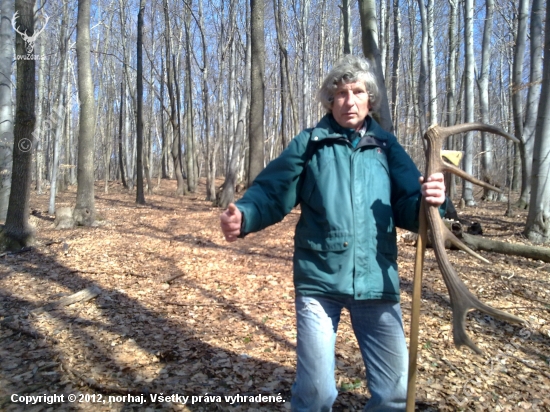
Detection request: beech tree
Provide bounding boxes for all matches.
[1,0,35,250]
[0,0,14,220]
[357,0,393,131]
[248,0,265,184]
[512,0,531,208]
[462,0,476,206]
[136,0,146,205]
[524,0,549,244]
[74,0,96,225]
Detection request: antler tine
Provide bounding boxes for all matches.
[442,161,504,194]
[11,11,27,37]
[426,204,525,353]
[30,13,50,40]
[423,123,525,354]
[429,122,520,144]
[434,218,490,263]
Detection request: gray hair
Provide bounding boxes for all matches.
[318,55,380,114]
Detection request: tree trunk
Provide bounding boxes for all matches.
[74,0,96,226]
[518,0,543,210]
[445,0,458,199]
[459,232,550,263]
[416,0,428,133]
[0,0,15,220]
[48,2,69,215]
[462,0,476,206]
[390,0,401,128]
[217,5,251,208]
[159,57,169,180]
[248,0,265,185]
[1,0,35,251]
[35,30,45,195]
[341,0,352,55]
[427,0,437,125]
[524,0,550,244]
[162,0,185,196]
[273,0,298,138]
[512,0,529,208]
[174,55,187,195]
[184,9,197,193]
[478,0,497,200]
[378,0,387,78]
[136,0,146,205]
[357,0,393,132]
[300,0,311,129]
[196,0,215,201]
[118,82,128,188]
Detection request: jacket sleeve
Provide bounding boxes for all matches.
[386,137,447,233]
[235,131,310,235]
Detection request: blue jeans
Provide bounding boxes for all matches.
[291,295,408,411]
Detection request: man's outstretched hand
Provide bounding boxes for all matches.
[220,203,242,242]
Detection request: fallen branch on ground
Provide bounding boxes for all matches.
[31,286,101,314]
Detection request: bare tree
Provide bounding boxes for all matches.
[517,0,543,209]
[248,0,265,184]
[461,0,476,206]
[74,0,96,225]
[357,0,393,131]
[512,0,529,208]
[48,2,69,215]
[118,82,128,188]
[416,0,428,132]
[183,5,197,193]
[217,2,251,208]
[0,0,15,220]
[478,0,497,200]
[1,0,35,250]
[136,0,146,204]
[390,0,401,126]
[162,0,185,196]
[341,0,352,54]
[273,0,299,145]
[445,0,459,199]
[524,0,548,243]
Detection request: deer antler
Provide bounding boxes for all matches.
[423,123,525,354]
[26,13,49,44]
[406,123,525,411]
[11,11,27,39]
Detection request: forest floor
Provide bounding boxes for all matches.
[0,178,549,412]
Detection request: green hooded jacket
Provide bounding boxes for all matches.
[236,114,445,302]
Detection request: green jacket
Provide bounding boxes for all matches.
[236,114,441,302]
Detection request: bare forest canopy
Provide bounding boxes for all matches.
[0,0,545,200]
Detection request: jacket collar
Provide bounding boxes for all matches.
[312,114,390,143]
[313,113,388,141]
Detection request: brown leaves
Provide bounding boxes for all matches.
[0,182,548,410]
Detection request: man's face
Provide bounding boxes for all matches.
[331,81,371,131]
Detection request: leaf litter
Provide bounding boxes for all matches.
[0,180,548,411]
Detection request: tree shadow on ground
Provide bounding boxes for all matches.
[0,248,377,411]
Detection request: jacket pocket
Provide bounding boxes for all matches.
[295,231,352,252]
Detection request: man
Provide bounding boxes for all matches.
[220,55,446,411]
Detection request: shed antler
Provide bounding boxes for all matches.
[406,123,525,412]
[423,123,525,354]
